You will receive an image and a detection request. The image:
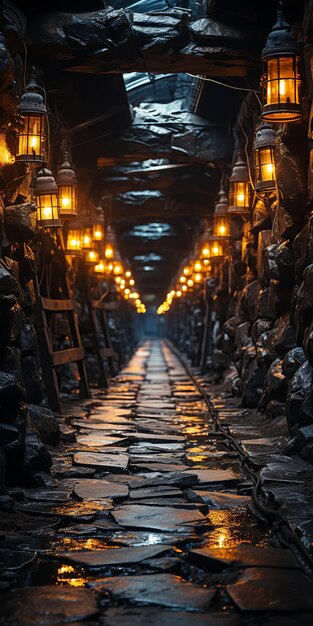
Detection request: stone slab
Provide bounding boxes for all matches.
[192,491,250,509]
[190,544,300,571]
[112,504,207,532]
[0,549,37,572]
[73,452,129,472]
[57,545,171,569]
[0,586,98,625]
[187,469,240,486]
[227,567,313,611]
[73,479,128,501]
[89,573,214,610]
[76,434,128,447]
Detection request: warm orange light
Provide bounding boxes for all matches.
[179,275,186,284]
[125,270,132,278]
[193,260,202,273]
[94,260,106,274]
[187,278,194,288]
[182,284,187,292]
[183,266,192,276]
[113,262,123,275]
[129,278,135,286]
[176,290,182,297]
[194,273,202,283]
[93,224,104,242]
[85,249,99,265]
[105,243,114,259]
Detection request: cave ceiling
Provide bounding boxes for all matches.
[8,0,303,302]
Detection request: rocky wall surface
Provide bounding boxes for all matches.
[213,119,313,462]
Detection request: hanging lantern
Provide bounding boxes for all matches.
[57,153,78,219]
[254,123,277,192]
[183,265,192,276]
[193,259,203,273]
[187,278,194,288]
[104,225,115,259]
[16,70,47,163]
[66,228,82,255]
[94,260,106,275]
[113,261,123,276]
[213,184,230,237]
[228,150,251,215]
[261,1,301,122]
[182,284,188,292]
[194,273,202,284]
[179,275,186,284]
[34,168,61,228]
[85,249,99,265]
[92,223,104,243]
[81,228,93,250]
[201,235,224,261]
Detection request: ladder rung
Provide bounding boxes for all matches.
[41,297,75,312]
[52,347,85,366]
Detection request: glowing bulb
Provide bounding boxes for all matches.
[179,275,186,284]
[237,193,245,203]
[129,279,135,286]
[202,247,210,257]
[182,285,187,292]
[219,225,226,235]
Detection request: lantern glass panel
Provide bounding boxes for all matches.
[213,215,230,238]
[82,229,93,250]
[93,224,104,242]
[66,229,82,254]
[85,249,99,265]
[105,243,114,259]
[255,147,276,190]
[59,184,77,218]
[17,114,46,162]
[263,55,301,121]
[37,193,60,228]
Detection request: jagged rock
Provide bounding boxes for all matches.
[275,241,295,288]
[255,331,276,368]
[293,221,311,282]
[286,361,313,432]
[0,260,19,297]
[8,302,23,344]
[240,344,256,379]
[258,288,276,319]
[251,319,273,345]
[0,447,6,490]
[0,346,22,378]
[263,244,280,284]
[19,318,37,355]
[265,359,287,402]
[294,265,313,344]
[223,317,236,339]
[22,428,52,475]
[28,404,60,445]
[242,281,260,322]
[234,322,252,363]
[241,358,264,408]
[282,347,306,379]
[4,202,37,242]
[21,356,43,404]
[212,349,231,372]
[270,315,297,357]
[266,400,286,419]
[305,320,313,367]
[0,371,26,406]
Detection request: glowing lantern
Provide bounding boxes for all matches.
[183,265,192,276]
[126,270,132,278]
[187,278,194,288]
[104,225,114,259]
[228,150,251,215]
[129,278,135,286]
[254,123,277,192]
[193,259,203,273]
[16,70,47,163]
[261,1,301,122]
[34,168,61,228]
[194,273,202,283]
[113,262,123,276]
[81,228,93,250]
[213,184,230,237]
[94,260,106,275]
[176,290,182,297]
[57,153,78,219]
[182,284,187,292]
[179,275,186,284]
[92,223,104,242]
[66,228,82,255]
[85,249,99,265]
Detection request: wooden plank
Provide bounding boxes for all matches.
[41,297,75,312]
[52,346,85,367]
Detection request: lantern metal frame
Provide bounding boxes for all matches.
[228,150,251,215]
[213,183,231,237]
[254,123,277,192]
[261,1,301,122]
[16,70,48,163]
[57,152,78,219]
[34,168,61,229]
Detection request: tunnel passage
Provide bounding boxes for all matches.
[1,0,313,623]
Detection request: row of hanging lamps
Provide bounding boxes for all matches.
[35,168,61,228]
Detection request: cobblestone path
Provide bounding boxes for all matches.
[1,341,313,625]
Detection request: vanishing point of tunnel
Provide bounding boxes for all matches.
[1,1,313,624]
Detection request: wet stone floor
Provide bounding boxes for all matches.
[1,340,313,625]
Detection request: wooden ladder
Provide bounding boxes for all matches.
[33,243,91,413]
